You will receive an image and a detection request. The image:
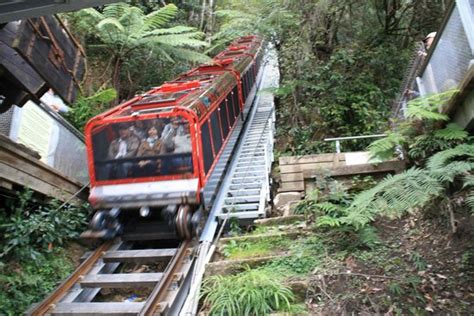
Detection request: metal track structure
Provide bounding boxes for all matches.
[180,47,279,315]
[202,46,278,236]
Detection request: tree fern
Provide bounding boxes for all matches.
[73,3,208,96]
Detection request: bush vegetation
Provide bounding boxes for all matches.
[201,267,294,315]
[0,189,89,314]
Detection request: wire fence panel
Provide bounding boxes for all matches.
[421,5,472,94]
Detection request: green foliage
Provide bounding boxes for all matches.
[409,252,427,271]
[70,3,209,97]
[66,88,117,131]
[405,90,454,121]
[339,143,474,230]
[0,189,89,260]
[0,249,75,315]
[368,132,406,161]
[434,123,469,141]
[221,236,291,259]
[265,253,319,275]
[202,267,294,315]
[295,177,380,250]
[277,42,400,154]
[368,90,461,162]
[208,0,296,54]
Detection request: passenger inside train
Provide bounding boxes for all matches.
[92,117,193,181]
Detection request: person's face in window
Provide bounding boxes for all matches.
[135,121,144,129]
[148,127,158,138]
[119,128,130,139]
[172,120,179,129]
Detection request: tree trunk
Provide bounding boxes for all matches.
[199,0,207,31]
[206,0,215,37]
[112,56,122,104]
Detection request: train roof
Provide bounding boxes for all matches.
[89,35,263,124]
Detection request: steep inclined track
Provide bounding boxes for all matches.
[28,48,277,316]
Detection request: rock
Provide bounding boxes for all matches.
[274,192,303,214]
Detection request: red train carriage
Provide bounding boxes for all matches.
[84,36,264,239]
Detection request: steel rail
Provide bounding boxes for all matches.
[27,240,114,316]
[140,240,192,315]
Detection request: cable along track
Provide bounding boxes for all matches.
[27,238,195,315]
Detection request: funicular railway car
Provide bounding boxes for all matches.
[84,36,264,240]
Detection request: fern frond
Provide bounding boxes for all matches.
[144,26,198,36]
[315,202,341,214]
[367,132,405,161]
[119,6,145,37]
[342,168,443,228]
[102,3,131,19]
[316,215,341,227]
[144,4,178,31]
[462,175,474,188]
[434,123,468,141]
[78,7,104,22]
[165,47,211,63]
[430,161,474,183]
[151,34,209,48]
[97,17,125,32]
[406,105,449,121]
[466,190,474,214]
[427,144,474,171]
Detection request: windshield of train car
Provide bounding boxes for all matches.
[91,117,193,181]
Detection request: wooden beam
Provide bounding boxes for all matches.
[0,133,87,203]
[304,160,406,178]
[279,153,344,165]
[279,162,334,174]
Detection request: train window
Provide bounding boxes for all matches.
[219,101,230,138]
[210,111,222,155]
[232,86,240,116]
[91,116,193,182]
[227,98,236,127]
[201,121,213,173]
[241,71,248,100]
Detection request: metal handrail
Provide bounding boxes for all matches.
[324,134,386,153]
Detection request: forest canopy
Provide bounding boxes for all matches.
[65,0,447,153]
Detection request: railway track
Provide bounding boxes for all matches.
[27,236,195,315]
[28,47,277,316]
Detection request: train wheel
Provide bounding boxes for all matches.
[90,211,106,231]
[191,209,203,238]
[175,205,192,239]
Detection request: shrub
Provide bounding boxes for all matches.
[0,189,89,260]
[201,268,294,315]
